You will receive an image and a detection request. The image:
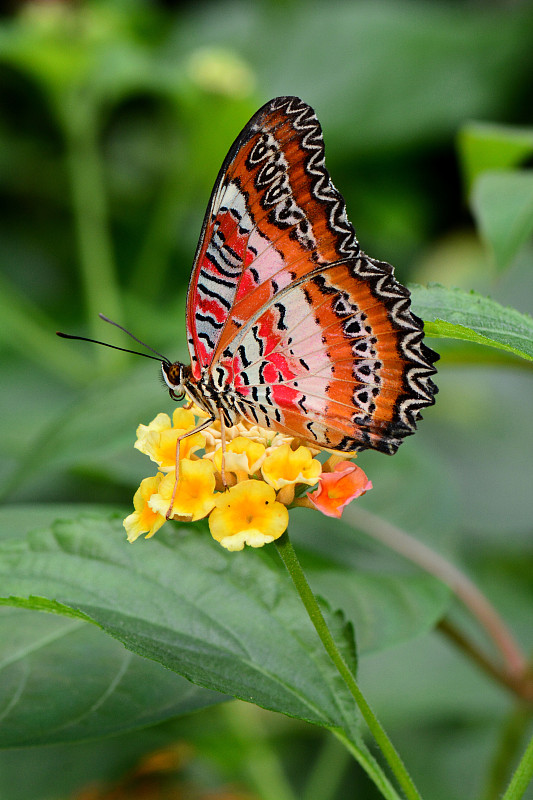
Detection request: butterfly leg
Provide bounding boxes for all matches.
[166,415,216,519]
[219,410,227,488]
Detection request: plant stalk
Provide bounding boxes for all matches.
[59,91,124,363]
[482,706,533,800]
[275,531,422,800]
[221,702,298,800]
[346,506,528,686]
[438,620,533,702]
[501,730,533,800]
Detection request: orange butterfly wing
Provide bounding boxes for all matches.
[185,97,437,454]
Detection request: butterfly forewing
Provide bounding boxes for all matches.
[186,96,359,379]
[185,96,438,454]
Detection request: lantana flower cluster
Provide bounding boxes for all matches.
[124,406,372,551]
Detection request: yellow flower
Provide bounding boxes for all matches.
[211,436,266,479]
[135,409,205,471]
[261,444,322,489]
[123,474,166,542]
[209,480,289,551]
[148,459,216,521]
[125,403,374,552]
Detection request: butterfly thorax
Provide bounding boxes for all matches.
[162,361,242,428]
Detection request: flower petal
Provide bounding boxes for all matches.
[210,436,267,477]
[134,411,205,471]
[148,459,216,521]
[171,407,197,430]
[123,474,167,542]
[307,461,372,518]
[261,444,322,489]
[209,480,288,550]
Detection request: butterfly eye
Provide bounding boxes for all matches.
[161,361,187,400]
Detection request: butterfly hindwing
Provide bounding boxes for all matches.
[211,256,437,453]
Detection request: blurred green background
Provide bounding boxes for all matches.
[0,1,532,799]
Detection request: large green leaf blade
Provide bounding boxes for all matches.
[0,513,359,736]
[0,507,452,748]
[410,284,533,362]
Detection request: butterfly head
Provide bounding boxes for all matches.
[161,361,189,402]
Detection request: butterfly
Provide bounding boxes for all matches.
[60,96,438,456]
[160,96,438,454]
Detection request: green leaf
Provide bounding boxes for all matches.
[0,506,452,748]
[471,171,533,271]
[501,730,533,800]
[0,607,223,748]
[0,594,92,621]
[0,512,360,740]
[458,122,533,193]
[0,715,207,800]
[410,284,533,362]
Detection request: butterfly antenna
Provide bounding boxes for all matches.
[56,314,171,365]
[98,314,170,362]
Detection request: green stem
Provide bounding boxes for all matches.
[0,273,90,385]
[58,90,124,363]
[275,532,423,800]
[501,730,533,800]
[482,707,533,800]
[130,153,190,302]
[438,620,533,702]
